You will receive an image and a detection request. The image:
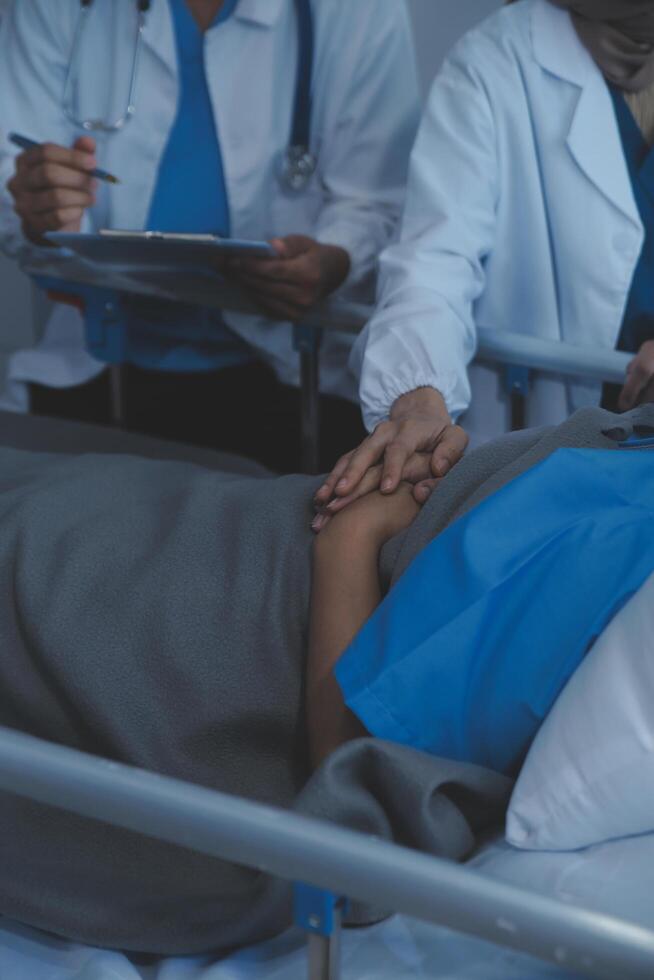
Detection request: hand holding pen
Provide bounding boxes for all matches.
[6,133,119,247]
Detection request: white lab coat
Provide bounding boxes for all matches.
[0,0,420,409]
[353,0,644,441]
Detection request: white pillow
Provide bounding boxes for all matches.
[506,571,654,851]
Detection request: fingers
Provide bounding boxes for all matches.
[271,234,312,260]
[232,263,322,320]
[8,141,98,244]
[20,161,95,193]
[230,237,293,280]
[311,510,332,534]
[11,183,95,241]
[72,135,97,155]
[322,465,384,517]
[15,141,97,178]
[312,452,441,532]
[234,254,319,289]
[314,451,355,506]
[17,186,95,216]
[401,452,433,485]
[232,259,293,282]
[376,414,456,494]
[232,237,316,283]
[330,424,398,499]
[19,207,86,236]
[315,404,466,517]
[619,360,650,412]
[379,438,416,494]
[235,272,313,303]
[430,425,469,478]
[414,479,440,504]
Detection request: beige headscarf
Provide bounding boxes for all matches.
[549,1,654,92]
[547,2,654,142]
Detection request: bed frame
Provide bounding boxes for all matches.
[4,268,650,978]
[0,725,652,980]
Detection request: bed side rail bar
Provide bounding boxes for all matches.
[25,257,632,384]
[0,725,651,980]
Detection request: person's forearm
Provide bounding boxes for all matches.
[307,530,379,768]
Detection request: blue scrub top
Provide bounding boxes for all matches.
[603,88,654,408]
[126,0,254,372]
[336,445,654,776]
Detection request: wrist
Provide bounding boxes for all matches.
[313,513,381,565]
[390,386,449,423]
[318,244,351,295]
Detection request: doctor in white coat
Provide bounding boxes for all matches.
[315,0,654,522]
[0,0,420,472]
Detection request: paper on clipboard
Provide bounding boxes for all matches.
[46,231,276,271]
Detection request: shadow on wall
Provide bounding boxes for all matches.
[407,0,503,97]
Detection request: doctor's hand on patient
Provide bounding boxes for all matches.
[7,136,97,247]
[228,234,350,321]
[312,386,468,532]
[619,340,654,411]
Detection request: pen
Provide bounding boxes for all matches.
[8,133,121,185]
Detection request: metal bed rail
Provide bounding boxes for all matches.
[25,258,633,471]
[0,724,652,980]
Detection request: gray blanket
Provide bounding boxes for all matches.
[0,405,652,956]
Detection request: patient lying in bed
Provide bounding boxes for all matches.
[0,404,651,956]
[312,439,654,778]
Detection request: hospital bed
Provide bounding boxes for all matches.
[0,261,649,980]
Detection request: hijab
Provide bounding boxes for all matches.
[549,1,654,93]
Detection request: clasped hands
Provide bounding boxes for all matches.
[312,387,468,532]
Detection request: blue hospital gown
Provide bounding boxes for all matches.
[336,447,654,775]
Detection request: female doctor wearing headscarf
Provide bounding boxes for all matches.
[0,0,420,473]
[315,0,654,520]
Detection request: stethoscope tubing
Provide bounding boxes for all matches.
[65,0,316,189]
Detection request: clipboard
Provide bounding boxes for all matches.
[46,231,276,270]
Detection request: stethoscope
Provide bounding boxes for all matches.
[62,0,317,192]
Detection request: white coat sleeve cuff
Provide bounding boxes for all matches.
[359,369,465,433]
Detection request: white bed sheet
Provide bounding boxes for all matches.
[2,830,652,980]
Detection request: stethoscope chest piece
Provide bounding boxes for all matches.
[280,145,317,193]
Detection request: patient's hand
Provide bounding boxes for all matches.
[313,482,420,548]
[313,459,431,534]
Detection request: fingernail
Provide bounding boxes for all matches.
[382,479,393,492]
[436,462,448,477]
[317,484,329,496]
[336,479,347,491]
[312,515,323,531]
